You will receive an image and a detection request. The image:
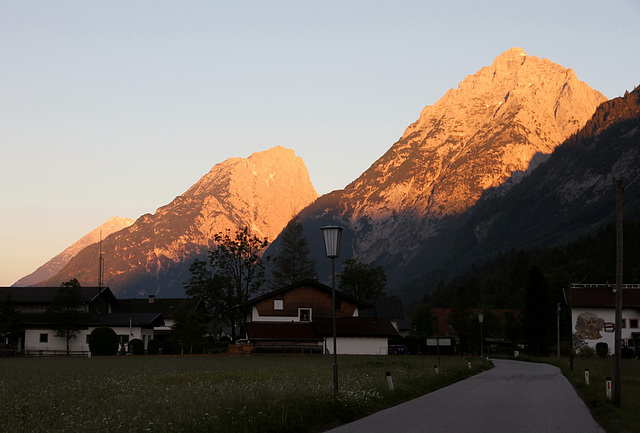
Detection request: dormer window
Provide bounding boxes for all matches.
[274,299,284,310]
[299,308,311,322]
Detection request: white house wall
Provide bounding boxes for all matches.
[324,337,389,355]
[25,329,91,353]
[572,307,640,353]
[24,326,154,353]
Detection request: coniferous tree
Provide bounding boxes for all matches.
[522,265,553,356]
[271,215,317,287]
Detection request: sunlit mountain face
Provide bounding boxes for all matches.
[282,48,608,296]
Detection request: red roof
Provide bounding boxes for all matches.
[313,317,399,338]
[245,322,321,341]
[246,317,399,341]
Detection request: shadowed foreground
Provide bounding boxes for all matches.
[326,359,604,433]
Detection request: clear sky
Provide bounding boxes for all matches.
[2,0,639,286]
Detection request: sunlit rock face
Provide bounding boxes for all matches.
[302,48,606,266]
[40,147,319,296]
[13,216,134,287]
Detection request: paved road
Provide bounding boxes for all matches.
[326,359,604,433]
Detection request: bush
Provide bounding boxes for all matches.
[621,346,635,359]
[162,337,180,355]
[147,339,161,355]
[88,327,119,356]
[595,342,609,358]
[579,345,595,357]
[128,338,144,355]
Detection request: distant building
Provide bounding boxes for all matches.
[237,279,399,355]
[564,283,640,354]
[0,286,163,355]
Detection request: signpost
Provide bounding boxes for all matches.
[427,338,451,369]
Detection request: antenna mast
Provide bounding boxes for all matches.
[98,231,104,289]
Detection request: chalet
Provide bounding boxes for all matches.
[237,279,399,355]
[564,284,640,354]
[0,287,163,355]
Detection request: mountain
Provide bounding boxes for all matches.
[445,85,640,271]
[39,147,319,296]
[282,48,607,291]
[13,216,134,287]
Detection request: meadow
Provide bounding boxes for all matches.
[0,355,490,433]
[556,356,640,433]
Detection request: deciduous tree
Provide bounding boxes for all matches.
[338,258,388,300]
[185,227,268,340]
[0,293,22,350]
[47,278,87,356]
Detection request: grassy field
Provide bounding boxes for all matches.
[0,355,490,433]
[552,356,640,433]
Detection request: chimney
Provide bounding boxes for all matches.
[148,295,155,304]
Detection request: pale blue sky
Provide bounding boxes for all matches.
[2,0,639,286]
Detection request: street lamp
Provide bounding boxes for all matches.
[478,313,484,359]
[321,225,344,395]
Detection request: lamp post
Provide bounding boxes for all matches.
[321,225,344,396]
[478,313,484,359]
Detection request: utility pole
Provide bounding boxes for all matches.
[614,180,623,407]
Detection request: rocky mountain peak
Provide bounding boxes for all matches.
[13,216,134,287]
[311,48,607,266]
[37,146,318,296]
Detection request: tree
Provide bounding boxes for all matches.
[88,326,119,356]
[338,258,388,300]
[410,303,437,337]
[170,309,208,354]
[271,215,317,287]
[0,293,22,350]
[47,278,87,356]
[522,266,553,356]
[185,227,268,340]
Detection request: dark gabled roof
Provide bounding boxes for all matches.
[246,322,321,341]
[564,285,640,308]
[0,286,117,305]
[115,297,202,318]
[313,317,399,338]
[17,312,164,328]
[359,299,404,319]
[237,278,371,309]
[92,313,164,327]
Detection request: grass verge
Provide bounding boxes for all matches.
[0,355,491,433]
[524,355,639,433]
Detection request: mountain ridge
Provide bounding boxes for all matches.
[37,146,318,296]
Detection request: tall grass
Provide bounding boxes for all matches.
[0,355,489,433]
[554,356,640,433]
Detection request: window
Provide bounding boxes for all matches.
[629,319,639,329]
[39,333,48,343]
[621,319,627,329]
[274,299,284,310]
[299,308,311,322]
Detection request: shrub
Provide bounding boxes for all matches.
[579,345,595,357]
[147,339,161,355]
[621,346,635,359]
[128,338,144,355]
[161,337,180,355]
[88,327,119,356]
[595,342,609,358]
